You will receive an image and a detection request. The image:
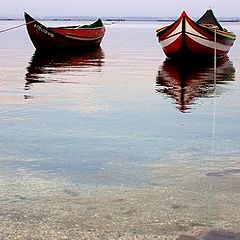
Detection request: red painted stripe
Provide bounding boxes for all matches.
[186,31,233,47]
[51,27,105,38]
[185,15,213,39]
[185,15,234,46]
[158,16,183,40]
[162,35,183,55]
[163,31,182,41]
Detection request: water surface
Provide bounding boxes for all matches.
[0,19,240,238]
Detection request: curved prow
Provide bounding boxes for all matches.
[24,12,36,24]
[181,11,187,17]
[24,12,31,20]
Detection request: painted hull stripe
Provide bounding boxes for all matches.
[185,21,233,46]
[160,33,181,48]
[65,34,104,41]
[187,34,231,51]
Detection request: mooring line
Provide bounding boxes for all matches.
[212,27,217,154]
[0,19,118,34]
[207,27,218,225]
[0,20,35,34]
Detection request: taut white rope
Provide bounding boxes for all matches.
[0,20,35,34]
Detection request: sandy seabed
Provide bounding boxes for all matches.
[1,157,240,239]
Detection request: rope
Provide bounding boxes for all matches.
[0,19,117,34]
[207,27,218,225]
[0,20,35,34]
[213,28,217,88]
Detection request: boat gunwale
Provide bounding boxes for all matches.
[156,11,236,41]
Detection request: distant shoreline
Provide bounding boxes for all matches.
[0,16,240,22]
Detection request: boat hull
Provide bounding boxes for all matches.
[24,13,105,51]
[156,11,236,59]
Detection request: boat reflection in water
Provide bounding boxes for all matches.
[156,57,235,112]
[25,47,105,90]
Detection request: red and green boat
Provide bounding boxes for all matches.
[156,9,236,59]
[24,12,105,51]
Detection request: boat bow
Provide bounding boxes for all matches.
[156,10,236,59]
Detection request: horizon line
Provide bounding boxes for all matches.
[1,15,240,22]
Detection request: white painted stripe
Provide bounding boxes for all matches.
[185,20,231,51]
[185,21,207,39]
[160,33,181,48]
[187,33,231,52]
[168,19,183,38]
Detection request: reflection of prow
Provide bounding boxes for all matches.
[156,57,235,112]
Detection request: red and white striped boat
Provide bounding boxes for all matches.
[156,9,236,59]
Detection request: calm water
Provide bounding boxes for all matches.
[1,19,240,237]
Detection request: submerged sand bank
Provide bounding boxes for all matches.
[1,157,240,239]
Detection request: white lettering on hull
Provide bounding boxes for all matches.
[34,24,54,38]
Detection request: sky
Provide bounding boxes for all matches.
[0,0,240,18]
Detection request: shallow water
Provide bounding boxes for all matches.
[0,20,240,238]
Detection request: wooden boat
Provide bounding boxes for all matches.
[156,9,236,59]
[156,57,235,112]
[24,12,106,51]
